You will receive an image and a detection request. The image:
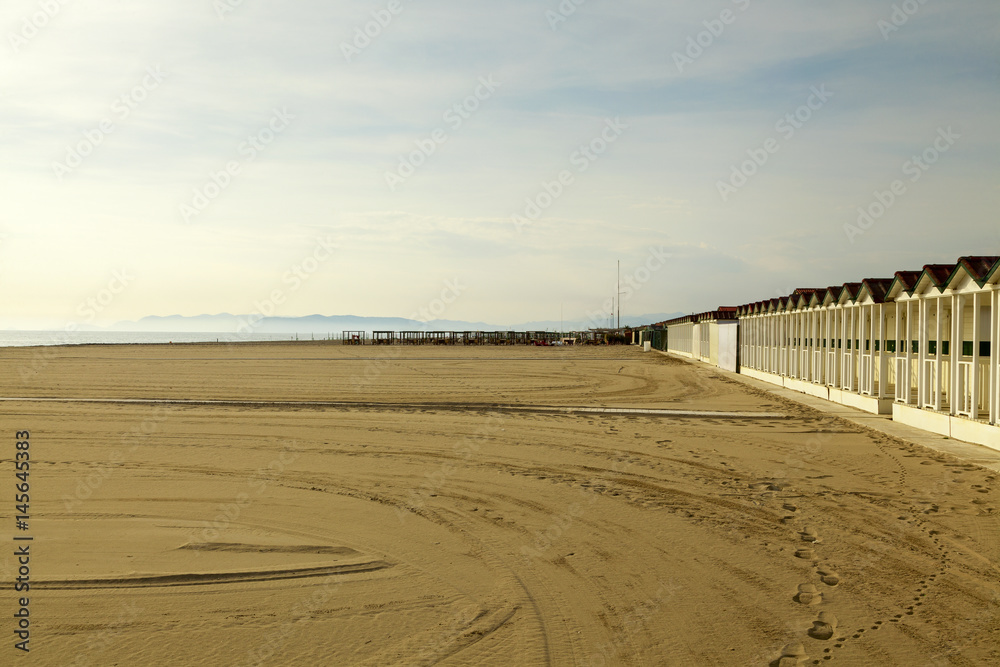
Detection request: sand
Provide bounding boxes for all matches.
[1,343,998,666]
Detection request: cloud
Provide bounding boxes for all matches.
[0,0,997,325]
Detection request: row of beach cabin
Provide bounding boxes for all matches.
[342,330,622,345]
[647,256,1000,451]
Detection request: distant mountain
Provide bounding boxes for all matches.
[515,313,683,330]
[110,314,505,333]
[106,312,684,333]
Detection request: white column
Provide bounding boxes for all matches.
[870,303,877,395]
[756,316,761,369]
[840,304,845,386]
[757,316,762,370]
[800,309,806,380]
[918,297,927,407]
[826,304,840,387]
[811,309,818,382]
[774,313,779,374]
[840,304,847,389]
[951,294,961,415]
[844,305,850,390]
[788,310,794,376]
[788,310,795,377]
[796,310,809,382]
[768,314,773,372]
[832,306,840,386]
[971,291,981,420]
[771,313,776,372]
[892,301,910,396]
[826,304,839,386]
[757,314,767,370]
[850,305,857,392]
[764,315,769,372]
[865,304,873,394]
[756,317,761,370]
[825,307,831,384]
[757,314,768,370]
[844,306,851,390]
[990,285,1000,425]
[772,313,777,374]
[789,310,795,376]
[935,296,943,412]
[744,316,749,368]
[877,303,886,398]
[905,299,913,404]
[782,312,788,376]
[806,308,812,380]
[811,308,816,381]
[858,304,863,392]
[859,304,867,394]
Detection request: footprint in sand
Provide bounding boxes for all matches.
[800,526,821,543]
[815,564,840,586]
[795,583,822,605]
[808,611,838,640]
[775,641,809,666]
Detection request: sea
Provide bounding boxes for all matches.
[0,331,335,348]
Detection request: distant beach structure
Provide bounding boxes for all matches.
[636,256,1000,451]
[355,330,623,346]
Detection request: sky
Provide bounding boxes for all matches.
[1,0,998,329]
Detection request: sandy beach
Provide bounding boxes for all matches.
[2,343,998,666]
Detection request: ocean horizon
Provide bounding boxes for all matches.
[0,330,332,348]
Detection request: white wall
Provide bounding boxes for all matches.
[666,322,694,356]
[717,322,739,372]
